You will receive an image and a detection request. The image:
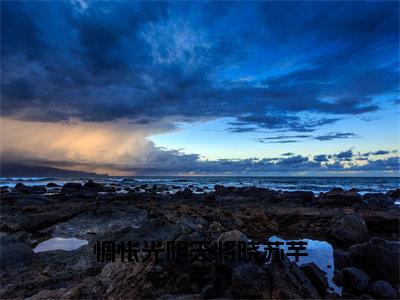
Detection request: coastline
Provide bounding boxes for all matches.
[1,180,399,299]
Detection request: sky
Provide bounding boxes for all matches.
[1,0,399,176]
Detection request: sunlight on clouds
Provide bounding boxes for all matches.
[0,118,157,174]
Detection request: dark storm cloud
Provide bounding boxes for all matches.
[1,1,398,131]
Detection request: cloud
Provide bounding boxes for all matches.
[256,132,359,143]
[0,2,398,175]
[282,152,294,156]
[314,132,358,141]
[363,150,391,156]
[1,1,397,132]
[335,150,353,159]
[313,154,329,162]
[1,118,398,175]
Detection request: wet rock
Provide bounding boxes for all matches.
[331,213,368,245]
[231,262,269,298]
[333,249,351,270]
[46,182,59,187]
[368,280,398,299]
[317,189,362,207]
[342,267,371,294]
[300,262,328,295]
[386,188,399,199]
[195,187,204,192]
[349,237,400,286]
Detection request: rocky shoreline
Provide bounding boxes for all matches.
[1,180,399,299]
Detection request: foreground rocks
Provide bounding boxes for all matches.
[0,182,399,299]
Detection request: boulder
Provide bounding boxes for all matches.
[14,183,27,189]
[342,267,371,294]
[80,180,104,198]
[331,213,368,245]
[177,188,193,199]
[317,189,362,207]
[83,179,104,191]
[46,182,59,187]
[300,262,328,295]
[61,182,82,194]
[231,262,269,298]
[386,188,400,199]
[30,186,47,194]
[349,237,400,286]
[333,249,351,270]
[217,230,248,244]
[368,280,398,299]
[266,251,320,299]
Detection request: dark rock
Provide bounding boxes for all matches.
[331,213,368,245]
[362,210,400,234]
[217,230,247,244]
[14,183,27,189]
[333,249,351,270]
[83,179,104,191]
[195,187,204,192]
[61,182,82,194]
[266,251,320,299]
[175,216,208,234]
[80,180,104,198]
[368,280,398,299]
[0,234,36,270]
[30,186,47,194]
[300,262,328,295]
[179,188,193,199]
[200,284,218,299]
[386,188,400,199]
[46,182,59,187]
[332,270,342,286]
[317,189,362,207]
[342,267,371,294]
[231,262,269,299]
[326,291,341,299]
[349,237,400,286]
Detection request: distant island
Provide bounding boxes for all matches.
[0,163,106,178]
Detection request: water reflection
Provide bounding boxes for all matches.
[266,235,341,294]
[33,237,88,253]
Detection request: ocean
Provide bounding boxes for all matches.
[1,176,399,195]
